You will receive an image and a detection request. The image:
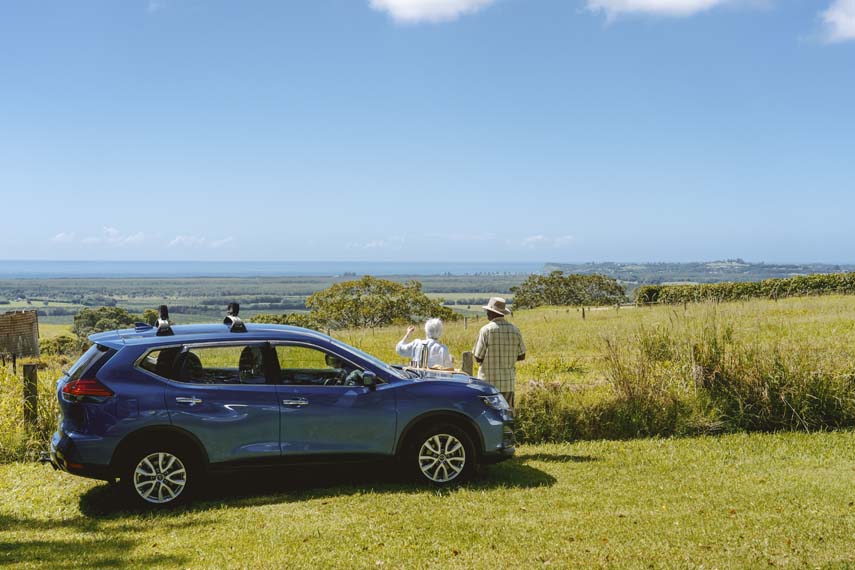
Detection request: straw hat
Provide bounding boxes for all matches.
[482,297,511,316]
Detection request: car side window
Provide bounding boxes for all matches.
[173,345,269,385]
[274,345,364,386]
[137,347,182,380]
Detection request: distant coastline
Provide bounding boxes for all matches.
[0,260,545,279]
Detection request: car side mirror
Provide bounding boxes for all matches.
[363,371,377,390]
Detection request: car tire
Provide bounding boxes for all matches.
[405,423,476,487]
[120,442,199,508]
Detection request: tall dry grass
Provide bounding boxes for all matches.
[516,305,855,441]
[0,358,64,462]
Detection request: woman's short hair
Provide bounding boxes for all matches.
[424,318,443,340]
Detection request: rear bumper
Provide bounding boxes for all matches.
[49,431,114,481]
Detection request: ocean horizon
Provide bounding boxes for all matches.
[0,260,546,279]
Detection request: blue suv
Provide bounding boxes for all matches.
[49,306,515,506]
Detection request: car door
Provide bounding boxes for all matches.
[159,342,281,464]
[272,343,397,457]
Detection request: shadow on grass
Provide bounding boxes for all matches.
[79,457,557,518]
[0,512,194,568]
[519,453,598,463]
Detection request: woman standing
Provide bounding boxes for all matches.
[396,318,453,369]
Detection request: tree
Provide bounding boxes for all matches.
[305,276,458,329]
[511,271,626,310]
[250,312,323,332]
[73,306,139,339]
[142,309,160,326]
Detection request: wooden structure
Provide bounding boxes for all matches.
[461,351,474,376]
[0,310,40,358]
[23,364,38,431]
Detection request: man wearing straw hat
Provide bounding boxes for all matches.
[473,297,526,408]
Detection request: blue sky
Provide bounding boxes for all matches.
[1,0,853,263]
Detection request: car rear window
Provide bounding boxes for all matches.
[67,344,114,381]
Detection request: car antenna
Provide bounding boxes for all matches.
[224,302,247,333]
[155,305,174,336]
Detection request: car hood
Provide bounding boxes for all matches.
[406,369,496,391]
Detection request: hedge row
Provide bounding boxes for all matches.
[635,272,855,305]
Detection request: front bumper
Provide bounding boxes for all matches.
[482,444,515,464]
[482,419,515,464]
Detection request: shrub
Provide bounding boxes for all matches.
[306,276,458,329]
[72,306,139,339]
[39,335,78,356]
[635,272,855,305]
[512,271,626,310]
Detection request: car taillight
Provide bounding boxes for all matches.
[62,378,114,399]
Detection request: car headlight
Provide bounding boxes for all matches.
[480,394,510,411]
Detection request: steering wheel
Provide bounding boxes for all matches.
[344,370,364,386]
[324,369,347,386]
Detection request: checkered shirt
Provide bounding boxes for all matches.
[472,317,526,393]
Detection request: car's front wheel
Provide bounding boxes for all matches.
[120,444,198,507]
[406,423,475,486]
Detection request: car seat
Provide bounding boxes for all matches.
[239,346,265,383]
[180,352,206,383]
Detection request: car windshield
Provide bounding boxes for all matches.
[332,339,406,380]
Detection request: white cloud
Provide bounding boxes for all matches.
[519,234,575,249]
[521,235,550,247]
[56,227,147,247]
[427,232,497,242]
[169,235,205,248]
[168,234,235,249]
[210,237,235,248]
[822,0,855,42]
[51,232,76,243]
[369,0,496,23]
[346,236,405,250]
[553,235,575,247]
[586,0,734,19]
[121,232,146,245]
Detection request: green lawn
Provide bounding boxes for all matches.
[3,432,854,569]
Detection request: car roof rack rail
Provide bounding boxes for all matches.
[155,305,174,336]
[224,302,247,333]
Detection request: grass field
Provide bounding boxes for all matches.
[4,296,855,567]
[2,432,854,569]
[37,323,72,340]
[337,295,855,387]
[5,294,855,461]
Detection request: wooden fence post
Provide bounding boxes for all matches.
[461,351,474,376]
[23,364,38,431]
[11,354,16,376]
[463,317,468,331]
[581,307,586,320]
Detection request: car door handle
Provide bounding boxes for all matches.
[282,398,309,407]
[175,397,203,406]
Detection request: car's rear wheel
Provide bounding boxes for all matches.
[405,423,475,486]
[120,443,198,507]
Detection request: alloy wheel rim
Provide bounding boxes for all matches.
[133,452,187,504]
[418,434,466,483]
